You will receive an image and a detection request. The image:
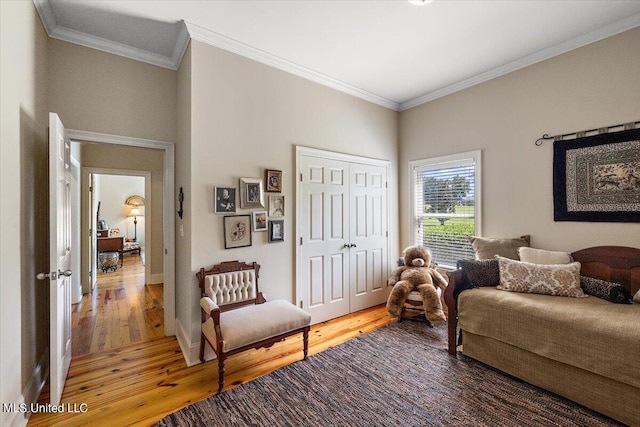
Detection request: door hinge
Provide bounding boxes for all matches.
[89,228,92,237]
[300,237,303,245]
[89,185,93,192]
[300,300,303,308]
[386,231,388,238]
[300,172,303,182]
[165,248,168,255]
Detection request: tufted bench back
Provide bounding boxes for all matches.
[204,270,257,306]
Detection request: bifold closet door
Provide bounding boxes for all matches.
[299,154,389,324]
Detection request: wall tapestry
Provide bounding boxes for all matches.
[553,128,640,222]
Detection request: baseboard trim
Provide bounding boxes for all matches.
[9,349,49,427]
[175,318,202,367]
[4,395,28,427]
[149,273,164,284]
[23,348,49,408]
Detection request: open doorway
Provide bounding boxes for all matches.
[85,169,152,291]
[67,130,175,355]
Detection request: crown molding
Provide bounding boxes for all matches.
[33,0,186,71]
[33,0,56,34]
[171,21,191,69]
[400,12,640,111]
[185,21,400,111]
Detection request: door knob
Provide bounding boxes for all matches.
[58,269,73,277]
[37,272,52,280]
[350,243,357,248]
[343,243,350,249]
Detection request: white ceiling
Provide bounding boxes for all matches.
[35,0,640,111]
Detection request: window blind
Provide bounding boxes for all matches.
[411,151,481,269]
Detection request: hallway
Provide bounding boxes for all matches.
[71,253,164,357]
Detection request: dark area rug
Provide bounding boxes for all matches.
[155,321,623,426]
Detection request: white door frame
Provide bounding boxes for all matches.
[84,168,152,286]
[67,129,176,336]
[295,146,391,318]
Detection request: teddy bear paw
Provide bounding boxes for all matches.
[426,310,446,326]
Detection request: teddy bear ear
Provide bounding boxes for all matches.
[402,245,415,254]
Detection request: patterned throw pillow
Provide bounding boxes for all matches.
[635,289,640,304]
[469,235,530,260]
[496,255,585,297]
[580,276,632,304]
[458,259,500,287]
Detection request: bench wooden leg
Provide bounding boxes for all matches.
[302,327,309,360]
[217,356,225,394]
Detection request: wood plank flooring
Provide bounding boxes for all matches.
[72,255,164,357]
[28,259,393,427]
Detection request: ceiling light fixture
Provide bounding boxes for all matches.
[408,0,434,5]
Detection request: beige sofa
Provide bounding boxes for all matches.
[444,246,640,426]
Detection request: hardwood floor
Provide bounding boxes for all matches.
[72,254,164,357]
[28,260,393,427]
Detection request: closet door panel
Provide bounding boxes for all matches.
[299,155,350,323]
[349,163,388,312]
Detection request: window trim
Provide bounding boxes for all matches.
[409,150,482,269]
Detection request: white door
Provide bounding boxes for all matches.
[298,151,389,324]
[299,155,350,323]
[349,163,388,312]
[47,112,73,404]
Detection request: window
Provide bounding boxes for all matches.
[410,150,481,269]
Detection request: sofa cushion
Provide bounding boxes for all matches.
[580,276,633,304]
[518,247,572,264]
[458,287,640,390]
[469,235,530,260]
[458,259,499,287]
[496,256,585,298]
[202,299,311,353]
[635,289,640,304]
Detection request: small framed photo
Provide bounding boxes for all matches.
[215,187,236,213]
[252,210,268,232]
[268,219,284,242]
[239,177,264,209]
[223,215,252,249]
[265,169,282,193]
[268,195,284,217]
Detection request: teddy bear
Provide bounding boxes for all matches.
[386,246,448,325]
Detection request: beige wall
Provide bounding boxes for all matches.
[0,0,50,420]
[80,144,164,283]
[185,40,399,344]
[399,28,640,253]
[47,39,177,143]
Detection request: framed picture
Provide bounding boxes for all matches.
[215,187,236,213]
[553,128,640,222]
[268,219,284,242]
[268,195,284,217]
[252,210,268,232]
[223,215,252,249]
[239,177,264,209]
[265,169,282,193]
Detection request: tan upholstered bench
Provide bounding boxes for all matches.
[197,260,311,394]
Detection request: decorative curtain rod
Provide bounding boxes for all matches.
[534,120,640,146]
